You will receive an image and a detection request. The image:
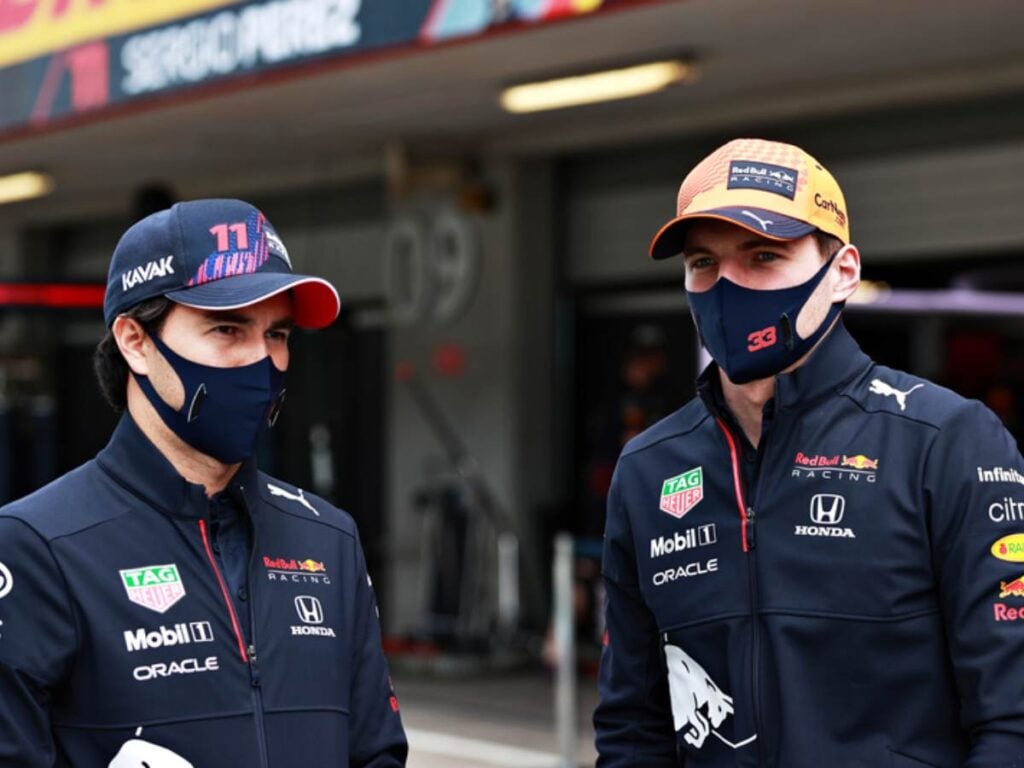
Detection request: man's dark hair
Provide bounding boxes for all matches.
[813,231,845,260]
[93,297,173,412]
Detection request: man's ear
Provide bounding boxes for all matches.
[831,244,861,303]
[112,316,150,376]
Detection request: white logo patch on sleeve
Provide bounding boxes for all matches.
[267,483,319,516]
[869,378,924,411]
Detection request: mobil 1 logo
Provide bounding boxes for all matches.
[124,622,214,653]
[650,524,717,559]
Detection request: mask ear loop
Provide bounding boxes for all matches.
[187,384,207,423]
[143,324,209,421]
[267,388,287,427]
[779,314,794,350]
[778,245,846,352]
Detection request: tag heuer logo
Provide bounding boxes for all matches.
[660,467,704,519]
[119,564,186,614]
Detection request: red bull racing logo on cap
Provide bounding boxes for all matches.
[727,160,798,200]
[991,534,1024,563]
[660,467,704,519]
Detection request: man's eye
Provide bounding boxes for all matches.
[267,330,291,342]
[213,326,238,336]
[688,257,715,270]
[755,251,780,263]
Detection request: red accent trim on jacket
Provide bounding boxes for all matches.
[715,418,750,552]
[198,519,248,663]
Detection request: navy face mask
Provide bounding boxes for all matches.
[687,252,843,384]
[133,332,286,464]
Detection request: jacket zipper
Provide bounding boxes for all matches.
[242,493,271,768]
[198,518,270,768]
[715,418,753,552]
[198,519,247,662]
[714,418,763,765]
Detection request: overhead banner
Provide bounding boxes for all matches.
[0,0,632,133]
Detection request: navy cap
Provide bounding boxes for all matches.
[103,199,340,329]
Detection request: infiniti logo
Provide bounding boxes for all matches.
[809,494,845,525]
[294,595,324,625]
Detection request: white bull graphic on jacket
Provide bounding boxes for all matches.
[664,643,735,748]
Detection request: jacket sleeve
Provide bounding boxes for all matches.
[348,531,408,768]
[925,402,1024,767]
[594,464,678,767]
[0,517,76,767]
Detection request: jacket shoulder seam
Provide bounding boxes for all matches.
[837,390,946,431]
[620,411,712,459]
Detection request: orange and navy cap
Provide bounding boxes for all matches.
[649,138,850,260]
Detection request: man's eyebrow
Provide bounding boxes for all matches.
[682,245,713,258]
[739,237,791,251]
[202,311,252,325]
[269,316,295,331]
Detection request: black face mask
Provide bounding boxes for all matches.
[686,251,843,384]
[133,332,286,463]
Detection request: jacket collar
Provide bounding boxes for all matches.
[96,413,260,519]
[698,318,872,416]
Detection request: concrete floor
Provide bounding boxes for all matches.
[394,670,600,768]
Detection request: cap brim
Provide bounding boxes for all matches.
[165,272,340,330]
[649,207,816,260]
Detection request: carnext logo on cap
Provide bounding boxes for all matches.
[728,161,798,200]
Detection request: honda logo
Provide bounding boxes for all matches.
[294,595,324,625]
[809,494,846,525]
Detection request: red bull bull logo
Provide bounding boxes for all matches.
[999,576,1024,598]
[841,455,879,470]
[298,559,327,573]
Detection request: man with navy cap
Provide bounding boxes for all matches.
[0,200,408,766]
[595,140,1024,766]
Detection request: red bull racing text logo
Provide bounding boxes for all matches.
[262,556,330,585]
[791,452,879,483]
[994,573,1024,622]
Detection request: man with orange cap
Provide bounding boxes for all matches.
[595,139,1024,766]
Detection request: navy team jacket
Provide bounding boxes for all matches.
[595,322,1024,768]
[0,414,407,767]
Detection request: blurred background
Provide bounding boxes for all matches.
[2,0,1024,765]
